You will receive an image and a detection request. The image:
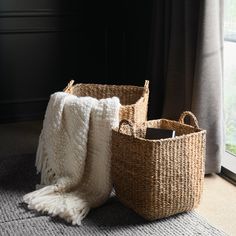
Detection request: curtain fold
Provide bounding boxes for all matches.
[149,0,224,174]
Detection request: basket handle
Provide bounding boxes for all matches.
[178,111,200,129]
[143,80,149,96]
[63,80,74,93]
[118,119,135,136]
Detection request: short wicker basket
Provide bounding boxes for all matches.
[112,111,206,220]
[63,80,149,123]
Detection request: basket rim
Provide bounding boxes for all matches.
[113,118,206,143]
[65,82,149,107]
[73,83,146,90]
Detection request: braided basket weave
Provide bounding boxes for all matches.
[112,111,206,220]
[63,80,149,123]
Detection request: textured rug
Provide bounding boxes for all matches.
[0,154,228,236]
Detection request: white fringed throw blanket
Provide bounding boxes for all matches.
[23,92,120,225]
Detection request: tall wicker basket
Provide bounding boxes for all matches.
[112,111,206,220]
[63,80,149,123]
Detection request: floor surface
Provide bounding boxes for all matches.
[0,121,235,235]
[196,174,236,236]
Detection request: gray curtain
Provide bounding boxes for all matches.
[149,0,224,174]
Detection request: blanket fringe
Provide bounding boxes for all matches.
[23,186,90,225]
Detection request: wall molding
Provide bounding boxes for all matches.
[0,9,81,34]
[0,27,81,34]
[0,10,81,18]
[0,97,48,105]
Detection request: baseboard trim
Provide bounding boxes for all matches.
[0,98,48,123]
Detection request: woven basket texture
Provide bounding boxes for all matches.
[112,111,206,220]
[63,80,149,123]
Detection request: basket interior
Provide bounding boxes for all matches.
[119,119,203,139]
[71,84,144,105]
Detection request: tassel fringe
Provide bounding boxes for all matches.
[23,186,90,225]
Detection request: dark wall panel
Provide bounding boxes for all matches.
[0,0,152,122]
[0,5,82,122]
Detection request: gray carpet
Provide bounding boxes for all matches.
[0,154,228,236]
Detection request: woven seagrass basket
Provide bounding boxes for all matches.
[112,111,206,220]
[63,80,149,123]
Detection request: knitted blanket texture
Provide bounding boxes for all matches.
[23,92,120,225]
